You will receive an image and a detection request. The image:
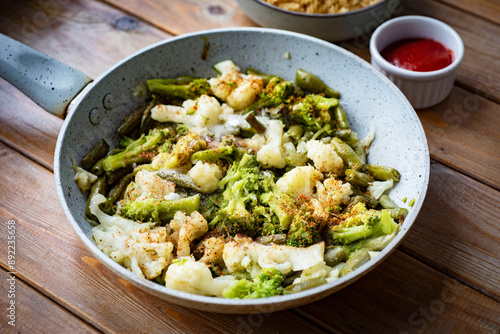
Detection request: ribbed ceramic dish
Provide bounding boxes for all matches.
[54,28,430,313]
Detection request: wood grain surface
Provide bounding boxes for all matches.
[0,269,99,333]
[0,143,327,333]
[0,0,499,332]
[0,143,497,333]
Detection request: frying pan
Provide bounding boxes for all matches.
[0,28,429,313]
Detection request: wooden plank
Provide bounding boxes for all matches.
[297,251,500,334]
[435,0,500,26]
[0,78,62,171]
[0,143,327,334]
[102,0,257,36]
[1,143,498,333]
[0,0,172,79]
[400,161,500,301]
[419,86,500,190]
[0,269,100,334]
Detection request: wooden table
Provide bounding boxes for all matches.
[0,0,498,333]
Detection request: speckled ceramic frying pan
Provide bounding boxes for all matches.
[0,28,429,313]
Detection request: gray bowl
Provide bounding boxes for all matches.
[55,28,429,313]
[237,0,396,42]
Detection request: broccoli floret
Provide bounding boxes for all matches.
[222,267,284,299]
[286,208,323,247]
[102,129,170,172]
[287,94,338,132]
[121,195,200,223]
[152,132,206,170]
[244,77,300,114]
[192,137,238,162]
[147,78,211,100]
[260,191,296,232]
[208,153,271,237]
[330,203,399,244]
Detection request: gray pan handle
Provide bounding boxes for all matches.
[0,34,92,118]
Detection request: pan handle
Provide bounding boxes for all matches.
[0,33,92,118]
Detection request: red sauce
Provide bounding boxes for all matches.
[381,38,453,72]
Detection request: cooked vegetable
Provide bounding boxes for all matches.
[81,138,110,171]
[295,69,340,98]
[147,78,211,100]
[76,60,404,299]
[222,268,284,299]
[102,130,168,171]
[121,195,201,223]
[366,164,401,182]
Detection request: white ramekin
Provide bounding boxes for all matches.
[370,16,464,109]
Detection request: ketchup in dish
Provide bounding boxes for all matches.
[381,38,453,72]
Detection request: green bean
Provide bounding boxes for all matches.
[332,129,353,141]
[282,271,302,288]
[334,105,350,130]
[345,169,375,188]
[324,246,348,267]
[107,173,133,205]
[246,67,275,86]
[117,105,146,136]
[138,98,159,135]
[245,112,266,134]
[285,153,308,167]
[385,208,408,220]
[157,170,202,191]
[146,76,199,86]
[286,125,304,142]
[295,69,340,98]
[81,139,110,171]
[378,194,398,209]
[409,199,415,207]
[90,158,104,176]
[105,166,133,186]
[85,176,107,219]
[303,130,314,141]
[353,144,367,165]
[283,276,328,295]
[366,164,401,182]
[258,234,287,245]
[363,228,399,251]
[331,137,365,171]
[340,249,371,277]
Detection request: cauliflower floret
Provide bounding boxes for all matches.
[223,236,325,277]
[165,257,233,296]
[73,165,97,193]
[151,104,199,126]
[276,166,323,200]
[152,94,227,127]
[194,94,225,126]
[199,237,226,266]
[257,120,286,168]
[292,261,341,285]
[90,194,173,279]
[124,170,176,203]
[311,177,352,219]
[318,177,353,206]
[188,161,224,193]
[306,140,344,173]
[236,134,266,153]
[367,179,394,200]
[208,60,263,111]
[170,211,208,257]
